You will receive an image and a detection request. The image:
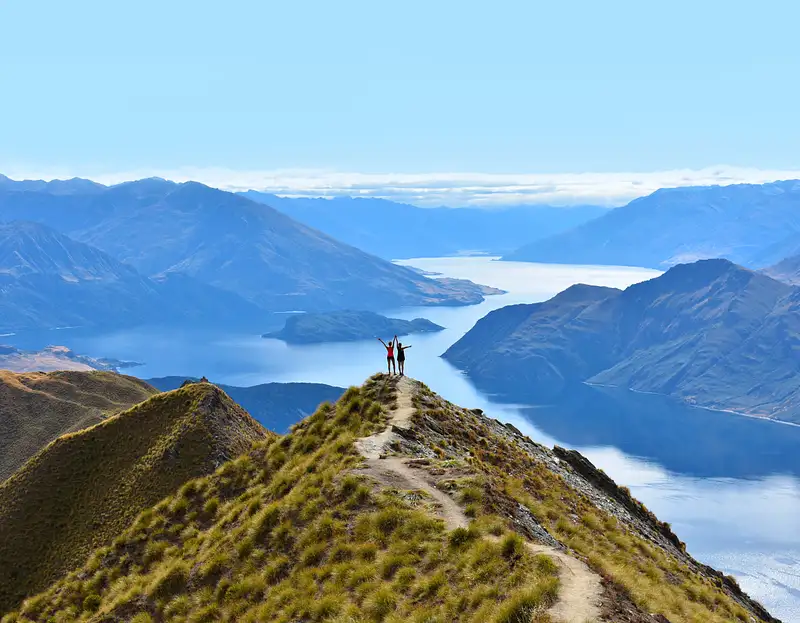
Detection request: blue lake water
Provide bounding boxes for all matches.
[8,257,800,620]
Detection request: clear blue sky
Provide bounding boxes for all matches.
[1,0,799,177]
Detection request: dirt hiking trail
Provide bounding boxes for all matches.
[355,376,603,623]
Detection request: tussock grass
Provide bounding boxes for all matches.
[0,369,156,482]
[0,383,269,614]
[412,384,763,623]
[3,374,559,622]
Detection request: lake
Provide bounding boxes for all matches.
[8,257,800,621]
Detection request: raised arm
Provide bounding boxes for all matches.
[403,345,412,349]
[377,337,387,347]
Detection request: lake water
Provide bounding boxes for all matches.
[9,257,800,621]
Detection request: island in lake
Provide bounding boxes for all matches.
[263,310,445,344]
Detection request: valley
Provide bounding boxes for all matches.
[5,8,799,620]
[5,256,798,619]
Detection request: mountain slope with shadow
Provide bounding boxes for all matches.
[0,178,496,312]
[445,258,800,423]
[0,221,267,332]
[0,370,157,483]
[505,180,800,269]
[0,383,269,613]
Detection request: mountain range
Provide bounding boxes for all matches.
[505,180,800,269]
[444,258,800,424]
[0,177,496,326]
[0,221,267,332]
[0,374,777,622]
[241,191,606,260]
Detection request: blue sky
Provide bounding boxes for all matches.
[2,1,800,204]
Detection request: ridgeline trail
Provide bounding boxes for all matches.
[355,376,603,623]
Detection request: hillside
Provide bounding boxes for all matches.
[444,259,800,423]
[264,310,445,344]
[0,178,495,312]
[0,345,140,373]
[0,221,267,332]
[0,383,268,613]
[505,180,800,269]
[2,375,776,622]
[0,370,156,482]
[145,377,344,432]
[242,191,606,259]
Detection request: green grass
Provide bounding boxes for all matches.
[0,383,269,614]
[2,374,559,622]
[1,374,768,623]
[411,385,762,623]
[0,369,157,481]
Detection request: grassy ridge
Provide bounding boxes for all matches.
[411,383,771,623]
[0,383,269,614]
[0,370,157,482]
[3,375,560,622]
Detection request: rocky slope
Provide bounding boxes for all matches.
[505,179,800,269]
[444,258,800,423]
[0,383,269,613]
[0,178,495,312]
[0,370,156,482]
[146,376,344,432]
[264,310,444,344]
[0,375,777,622]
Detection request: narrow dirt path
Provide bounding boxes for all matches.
[355,376,604,623]
[526,543,603,623]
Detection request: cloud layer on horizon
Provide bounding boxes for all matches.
[4,165,800,207]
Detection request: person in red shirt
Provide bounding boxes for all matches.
[377,336,397,375]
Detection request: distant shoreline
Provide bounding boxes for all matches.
[585,382,800,429]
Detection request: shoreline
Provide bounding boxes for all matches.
[585,382,800,429]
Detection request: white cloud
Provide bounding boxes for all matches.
[4,165,800,207]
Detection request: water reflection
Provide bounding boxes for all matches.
[3,258,799,619]
[519,383,800,479]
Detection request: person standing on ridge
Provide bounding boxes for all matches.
[377,336,397,375]
[396,341,411,376]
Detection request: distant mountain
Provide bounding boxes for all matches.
[0,383,269,613]
[0,221,266,332]
[145,377,344,432]
[444,259,800,423]
[505,180,800,269]
[0,174,105,195]
[0,344,140,373]
[0,178,495,312]
[240,191,606,260]
[264,310,445,344]
[762,248,800,285]
[0,370,156,483]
